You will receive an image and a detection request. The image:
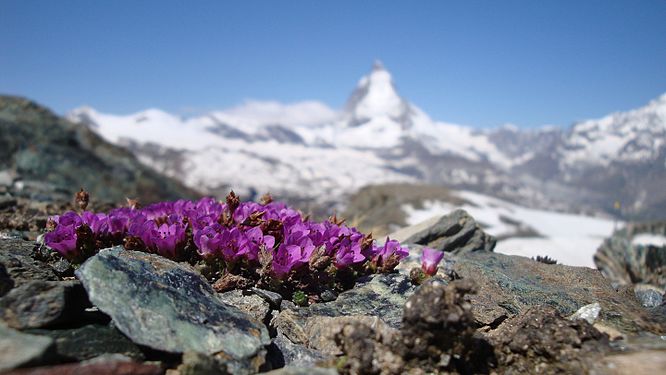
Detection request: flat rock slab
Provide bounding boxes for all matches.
[75,247,270,362]
[454,251,662,334]
[27,324,144,362]
[0,238,57,296]
[0,280,90,329]
[0,323,55,371]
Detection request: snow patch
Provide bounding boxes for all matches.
[402,190,616,268]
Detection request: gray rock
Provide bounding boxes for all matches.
[303,273,415,329]
[218,289,271,323]
[568,302,601,324]
[251,287,283,309]
[75,247,270,372]
[0,238,57,297]
[177,351,230,375]
[0,280,90,329]
[0,194,16,210]
[391,209,496,254]
[594,223,666,290]
[634,284,664,308]
[271,273,414,364]
[0,322,55,371]
[264,366,338,375]
[453,251,659,334]
[269,333,331,368]
[27,324,144,362]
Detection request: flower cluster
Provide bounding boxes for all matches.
[45,193,410,299]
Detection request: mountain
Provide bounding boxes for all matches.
[0,95,199,204]
[67,63,666,219]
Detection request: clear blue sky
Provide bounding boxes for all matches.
[1,0,665,128]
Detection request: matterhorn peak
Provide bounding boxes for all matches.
[343,61,411,127]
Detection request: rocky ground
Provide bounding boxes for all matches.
[1,196,665,375]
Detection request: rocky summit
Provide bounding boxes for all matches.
[0,191,664,374]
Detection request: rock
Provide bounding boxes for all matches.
[26,324,144,362]
[75,247,270,373]
[0,322,56,371]
[593,350,666,375]
[0,238,57,297]
[264,366,338,375]
[2,355,163,375]
[569,302,602,324]
[218,289,271,323]
[269,333,332,368]
[490,306,610,374]
[0,194,16,210]
[0,280,91,329]
[334,279,496,375]
[251,287,283,309]
[594,223,666,291]
[50,259,74,278]
[271,273,415,368]
[390,209,496,254]
[634,284,664,308]
[453,251,661,334]
[176,351,230,375]
[273,272,414,348]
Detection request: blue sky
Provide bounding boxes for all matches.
[1,0,665,128]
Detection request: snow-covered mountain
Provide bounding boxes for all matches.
[67,63,666,219]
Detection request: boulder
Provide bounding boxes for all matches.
[0,280,90,329]
[75,247,270,373]
[390,209,496,254]
[453,251,662,334]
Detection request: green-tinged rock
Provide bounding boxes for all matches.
[271,273,414,362]
[269,332,332,368]
[26,324,144,362]
[304,273,415,329]
[75,247,270,370]
[454,251,662,334]
[0,322,55,371]
[0,280,90,329]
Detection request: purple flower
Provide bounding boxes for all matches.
[148,221,187,259]
[272,244,304,279]
[421,247,444,276]
[44,225,78,259]
[379,239,409,260]
[81,211,107,236]
[193,223,224,258]
[237,226,275,261]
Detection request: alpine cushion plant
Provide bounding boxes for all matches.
[44,192,411,303]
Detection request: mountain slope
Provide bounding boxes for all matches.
[0,96,199,204]
[67,63,666,219]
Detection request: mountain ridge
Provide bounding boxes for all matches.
[67,63,666,219]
